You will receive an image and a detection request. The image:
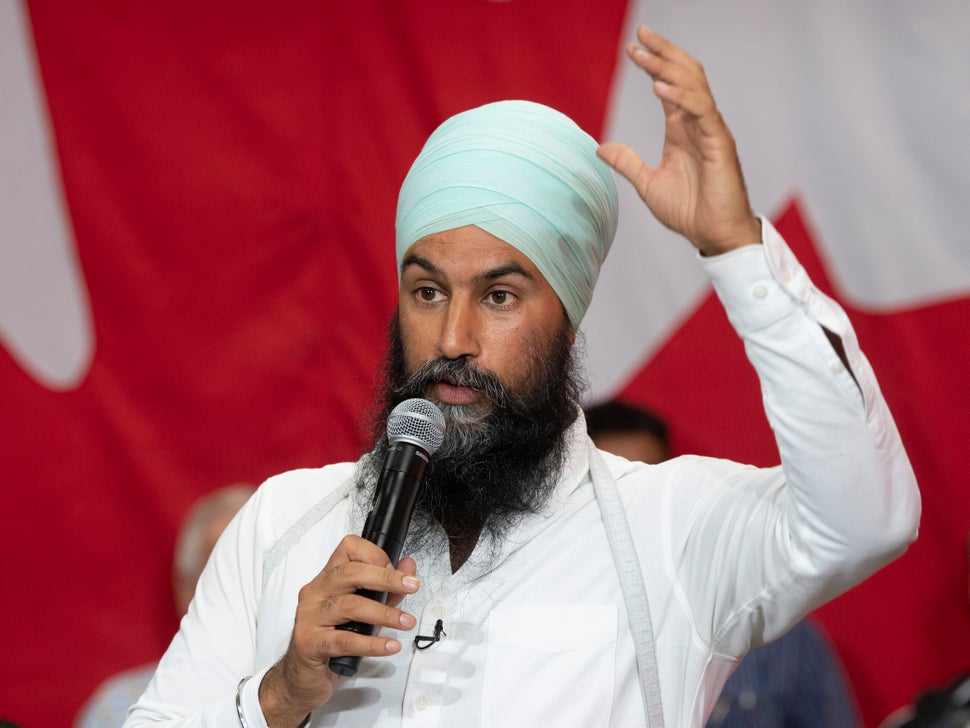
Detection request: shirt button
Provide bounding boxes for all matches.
[752,283,768,300]
[830,359,843,372]
[738,689,758,710]
[779,263,792,282]
[416,695,430,711]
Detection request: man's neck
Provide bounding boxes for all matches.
[448,535,477,573]
[440,513,483,572]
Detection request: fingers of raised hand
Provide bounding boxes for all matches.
[626,26,715,118]
[634,26,699,71]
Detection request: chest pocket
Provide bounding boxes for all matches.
[481,604,618,727]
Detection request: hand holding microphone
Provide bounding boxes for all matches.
[259,399,445,723]
[328,398,446,677]
[259,536,422,724]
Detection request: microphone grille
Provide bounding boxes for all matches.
[386,398,446,456]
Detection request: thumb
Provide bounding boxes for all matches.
[597,142,654,194]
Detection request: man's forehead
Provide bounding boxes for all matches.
[400,225,546,282]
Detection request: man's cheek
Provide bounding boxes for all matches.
[399,332,424,376]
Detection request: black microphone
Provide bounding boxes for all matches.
[328,397,446,677]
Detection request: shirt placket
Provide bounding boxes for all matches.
[401,585,457,727]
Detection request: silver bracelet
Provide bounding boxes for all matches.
[235,677,251,728]
[237,674,311,728]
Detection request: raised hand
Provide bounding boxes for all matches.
[258,535,419,726]
[597,26,761,255]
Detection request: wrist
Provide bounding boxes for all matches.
[258,664,314,728]
[696,215,762,257]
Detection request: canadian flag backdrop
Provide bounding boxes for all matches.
[1,2,967,726]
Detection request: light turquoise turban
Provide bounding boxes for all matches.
[395,100,619,328]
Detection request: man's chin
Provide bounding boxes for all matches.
[435,399,493,429]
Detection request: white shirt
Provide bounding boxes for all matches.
[126,220,920,727]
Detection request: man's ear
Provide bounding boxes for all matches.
[561,301,575,345]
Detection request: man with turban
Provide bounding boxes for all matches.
[127,27,919,728]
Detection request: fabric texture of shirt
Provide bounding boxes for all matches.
[706,620,859,727]
[125,219,920,727]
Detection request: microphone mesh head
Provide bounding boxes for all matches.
[386,398,446,456]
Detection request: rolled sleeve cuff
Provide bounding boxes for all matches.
[239,666,273,728]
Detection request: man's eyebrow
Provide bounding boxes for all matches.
[475,262,535,283]
[401,253,438,275]
[401,255,535,283]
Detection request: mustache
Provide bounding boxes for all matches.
[390,357,513,408]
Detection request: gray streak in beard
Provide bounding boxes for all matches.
[389,356,526,459]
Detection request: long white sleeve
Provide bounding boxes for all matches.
[665,217,921,657]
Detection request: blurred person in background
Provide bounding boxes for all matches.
[74,484,255,728]
[584,399,670,464]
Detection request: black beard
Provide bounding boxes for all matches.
[356,311,585,562]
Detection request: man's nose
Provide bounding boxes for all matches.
[438,298,481,361]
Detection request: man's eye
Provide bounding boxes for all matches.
[418,287,438,301]
[488,291,511,305]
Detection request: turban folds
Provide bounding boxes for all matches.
[395,100,619,328]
